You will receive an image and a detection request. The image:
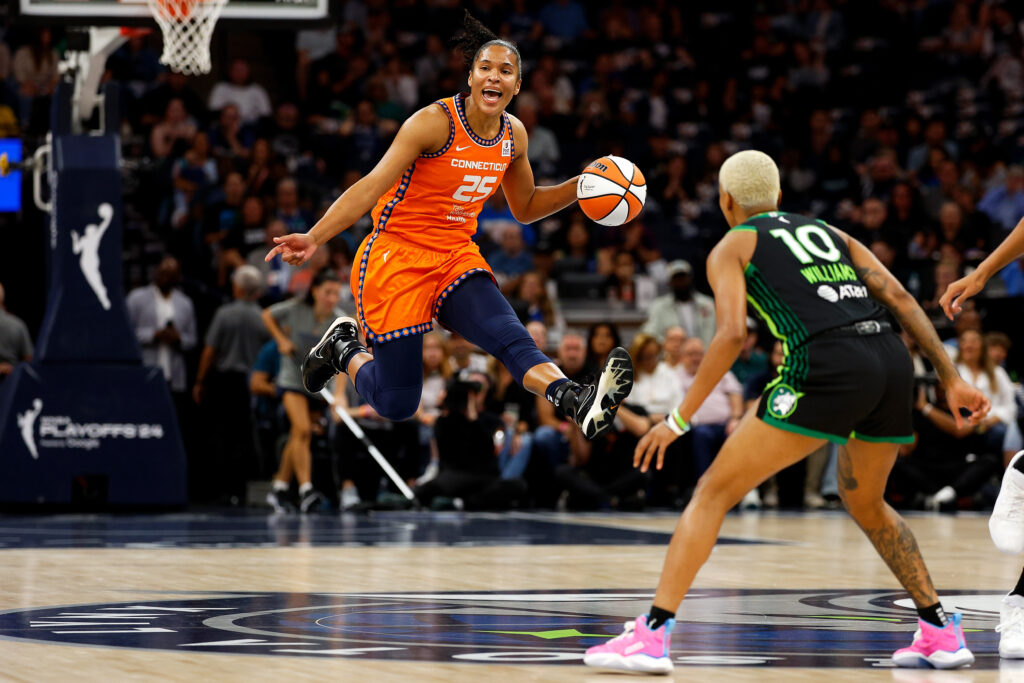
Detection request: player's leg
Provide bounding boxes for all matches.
[280,392,326,513]
[584,415,823,674]
[436,273,633,439]
[839,438,973,669]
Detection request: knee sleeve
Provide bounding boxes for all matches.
[437,274,550,383]
[352,334,423,422]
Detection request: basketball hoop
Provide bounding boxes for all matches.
[145,0,227,75]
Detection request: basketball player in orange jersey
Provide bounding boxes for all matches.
[266,14,633,442]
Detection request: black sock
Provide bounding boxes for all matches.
[917,602,948,627]
[1014,453,1024,474]
[548,380,579,415]
[333,340,366,374]
[646,605,675,631]
[1012,567,1024,597]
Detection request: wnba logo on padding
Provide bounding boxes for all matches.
[17,398,43,459]
[71,203,114,311]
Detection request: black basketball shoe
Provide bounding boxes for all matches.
[302,316,366,393]
[561,346,634,440]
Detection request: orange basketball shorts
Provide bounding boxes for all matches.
[351,230,494,344]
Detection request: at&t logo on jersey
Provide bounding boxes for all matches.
[816,284,868,303]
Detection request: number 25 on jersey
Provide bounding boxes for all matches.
[453,175,498,203]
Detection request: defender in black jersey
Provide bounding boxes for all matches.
[585,150,990,674]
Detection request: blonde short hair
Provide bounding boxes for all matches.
[719,150,781,210]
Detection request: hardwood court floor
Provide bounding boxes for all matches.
[0,510,1020,681]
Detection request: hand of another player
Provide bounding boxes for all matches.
[266,232,318,267]
[634,422,678,473]
[943,377,991,428]
[939,272,985,321]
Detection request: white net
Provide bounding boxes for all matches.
[146,0,227,76]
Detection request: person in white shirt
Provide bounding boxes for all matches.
[677,337,744,478]
[953,329,1017,464]
[208,58,272,126]
[626,333,684,419]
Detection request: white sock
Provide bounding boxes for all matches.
[1006,594,1024,608]
[933,485,956,504]
[272,480,288,492]
[299,482,313,496]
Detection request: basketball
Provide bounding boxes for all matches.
[576,155,647,227]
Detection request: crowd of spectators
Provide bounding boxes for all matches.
[4,0,1024,510]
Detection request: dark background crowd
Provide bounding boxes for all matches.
[3,0,1024,512]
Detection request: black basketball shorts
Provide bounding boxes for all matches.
[755,331,914,445]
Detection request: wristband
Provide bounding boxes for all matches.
[664,408,691,436]
[922,404,933,417]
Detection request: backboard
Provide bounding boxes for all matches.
[16,0,330,23]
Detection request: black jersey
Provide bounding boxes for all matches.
[737,210,886,350]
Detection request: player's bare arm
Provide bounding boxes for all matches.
[265,105,450,266]
[500,115,578,224]
[634,230,754,472]
[940,214,1024,319]
[834,227,990,427]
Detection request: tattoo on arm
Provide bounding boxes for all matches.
[854,266,957,384]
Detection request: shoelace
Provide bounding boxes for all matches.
[997,606,1024,636]
[606,620,636,644]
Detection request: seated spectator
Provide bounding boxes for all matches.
[491,224,535,294]
[150,98,197,160]
[208,58,272,126]
[954,329,1018,465]
[554,212,597,275]
[448,334,489,374]
[0,282,33,383]
[730,318,768,386]
[414,372,527,510]
[605,250,638,305]
[274,177,313,234]
[509,271,564,336]
[171,132,218,228]
[247,219,292,302]
[11,28,58,130]
[660,326,686,372]
[641,260,716,346]
[678,337,744,479]
[980,166,1024,232]
[585,321,620,372]
[477,190,532,255]
[891,384,1001,511]
[625,333,683,420]
[208,103,255,163]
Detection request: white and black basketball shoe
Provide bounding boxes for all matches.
[302,317,366,393]
[559,346,634,440]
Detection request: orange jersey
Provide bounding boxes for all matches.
[369,93,515,251]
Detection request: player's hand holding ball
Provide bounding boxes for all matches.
[577,155,647,226]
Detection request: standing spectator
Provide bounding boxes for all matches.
[641,260,716,346]
[127,257,197,398]
[261,269,346,513]
[0,282,33,383]
[249,339,281,480]
[208,58,272,126]
[414,331,452,486]
[678,337,744,479]
[192,266,269,503]
[11,28,58,130]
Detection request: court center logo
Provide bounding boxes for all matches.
[0,589,1002,668]
[71,203,113,311]
[766,384,801,419]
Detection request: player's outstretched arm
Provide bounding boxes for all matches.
[940,214,1024,320]
[500,116,578,224]
[634,232,752,473]
[839,229,990,427]
[266,105,450,266]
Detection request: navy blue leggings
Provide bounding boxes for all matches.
[354,273,551,421]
